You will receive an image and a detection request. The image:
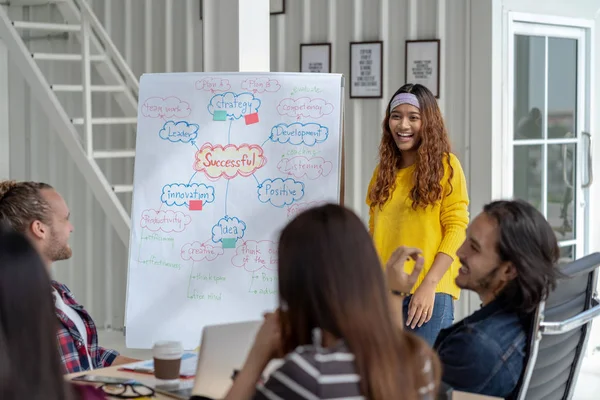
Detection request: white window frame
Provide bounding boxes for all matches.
[502,12,595,257]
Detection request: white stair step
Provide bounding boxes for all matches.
[32,53,107,62]
[93,150,136,159]
[0,2,133,245]
[113,185,134,194]
[12,21,81,32]
[71,117,137,125]
[7,0,67,6]
[52,84,126,92]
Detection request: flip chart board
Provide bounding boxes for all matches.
[125,72,344,349]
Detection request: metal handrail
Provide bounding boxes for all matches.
[0,4,131,243]
[81,8,92,157]
[74,0,139,158]
[74,0,139,96]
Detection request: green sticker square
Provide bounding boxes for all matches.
[222,238,237,248]
[213,110,227,121]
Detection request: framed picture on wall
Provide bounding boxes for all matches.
[349,41,383,98]
[200,0,285,19]
[405,39,441,98]
[300,43,331,73]
[270,0,285,15]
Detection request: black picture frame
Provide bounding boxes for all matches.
[349,40,383,99]
[199,0,285,20]
[300,43,332,73]
[270,0,285,15]
[405,39,441,98]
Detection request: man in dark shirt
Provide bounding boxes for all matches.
[434,200,560,398]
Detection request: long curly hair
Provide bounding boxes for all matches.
[368,84,453,210]
[278,204,441,400]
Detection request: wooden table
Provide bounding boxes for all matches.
[453,391,503,400]
[67,365,502,400]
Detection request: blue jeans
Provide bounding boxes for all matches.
[403,293,454,346]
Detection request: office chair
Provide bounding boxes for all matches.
[513,252,600,400]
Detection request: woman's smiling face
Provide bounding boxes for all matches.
[388,103,422,152]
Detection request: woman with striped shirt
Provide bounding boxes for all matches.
[224,204,440,400]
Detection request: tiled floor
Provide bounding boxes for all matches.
[100,329,600,399]
[572,352,600,400]
[573,321,600,399]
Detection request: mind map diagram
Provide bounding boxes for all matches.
[134,76,337,303]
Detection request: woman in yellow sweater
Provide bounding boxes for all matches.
[366,83,469,346]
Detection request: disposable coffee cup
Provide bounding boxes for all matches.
[152,341,183,380]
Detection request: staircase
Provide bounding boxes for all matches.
[0,0,137,245]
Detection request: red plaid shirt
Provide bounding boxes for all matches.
[52,280,119,373]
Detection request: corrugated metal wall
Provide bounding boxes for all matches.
[267,0,470,216]
[5,0,472,329]
[5,0,203,329]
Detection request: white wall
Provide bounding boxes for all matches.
[4,0,203,330]
[499,1,600,249]
[6,4,122,331]
[5,0,598,331]
[4,0,476,328]
[269,0,477,318]
[268,0,472,219]
[494,0,600,351]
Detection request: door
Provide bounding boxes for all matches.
[508,22,591,264]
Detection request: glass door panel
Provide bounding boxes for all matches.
[510,18,594,358]
[548,37,577,139]
[513,145,543,210]
[514,35,544,140]
[511,25,585,259]
[547,143,576,241]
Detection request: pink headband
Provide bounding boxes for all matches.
[389,93,420,112]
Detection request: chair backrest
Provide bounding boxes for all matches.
[515,252,600,400]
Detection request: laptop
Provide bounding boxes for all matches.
[152,320,263,400]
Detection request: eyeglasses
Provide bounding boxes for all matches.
[99,383,155,399]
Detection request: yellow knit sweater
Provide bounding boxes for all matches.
[366,153,469,299]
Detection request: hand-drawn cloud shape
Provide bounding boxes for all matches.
[161,183,215,207]
[277,156,333,180]
[269,122,329,146]
[257,178,304,208]
[287,201,326,219]
[241,78,281,94]
[231,240,277,272]
[140,209,192,233]
[276,97,334,119]
[195,77,231,92]
[158,120,199,143]
[142,96,191,119]
[211,216,246,243]
[181,241,224,262]
[194,143,267,180]
[207,92,261,120]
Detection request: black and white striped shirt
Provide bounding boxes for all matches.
[254,339,435,400]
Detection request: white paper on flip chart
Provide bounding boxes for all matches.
[125,72,344,349]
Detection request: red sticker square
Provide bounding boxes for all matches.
[245,113,259,125]
[189,200,203,211]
